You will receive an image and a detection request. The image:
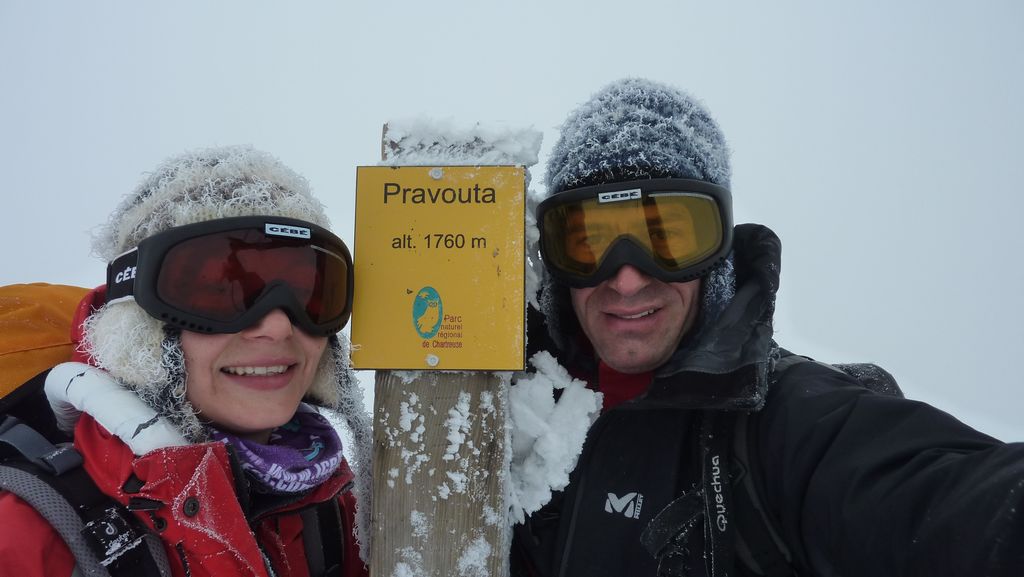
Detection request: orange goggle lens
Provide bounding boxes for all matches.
[157,230,350,324]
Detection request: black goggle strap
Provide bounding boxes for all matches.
[106,248,140,305]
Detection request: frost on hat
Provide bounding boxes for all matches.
[93,145,329,261]
[545,78,731,193]
[82,146,356,441]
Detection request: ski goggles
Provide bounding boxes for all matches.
[106,216,353,336]
[536,178,733,287]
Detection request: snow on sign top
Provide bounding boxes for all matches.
[382,118,542,167]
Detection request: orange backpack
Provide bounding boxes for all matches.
[0,283,90,400]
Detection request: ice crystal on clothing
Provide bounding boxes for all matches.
[507,351,602,523]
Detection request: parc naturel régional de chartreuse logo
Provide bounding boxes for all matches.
[412,286,443,339]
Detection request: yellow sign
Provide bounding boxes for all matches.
[351,166,525,370]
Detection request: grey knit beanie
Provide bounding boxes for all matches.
[546,78,731,191]
[539,78,736,352]
[82,146,366,443]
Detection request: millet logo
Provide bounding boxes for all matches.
[265,223,311,239]
[605,492,644,519]
[597,189,642,203]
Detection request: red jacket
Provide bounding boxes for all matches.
[0,412,368,577]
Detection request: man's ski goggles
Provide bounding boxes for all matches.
[537,178,733,287]
[106,216,353,336]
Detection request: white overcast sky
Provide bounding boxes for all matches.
[3,1,1023,440]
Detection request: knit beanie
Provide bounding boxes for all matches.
[82,146,368,445]
[538,78,736,355]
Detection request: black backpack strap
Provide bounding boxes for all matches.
[770,352,806,377]
[642,411,738,577]
[731,412,794,577]
[699,411,737,577]
[0,413,82,474]
[0,369,68,442]
[0,415,170,577]
[725,353,806,577]
[300,498,345,577]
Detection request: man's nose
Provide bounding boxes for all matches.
[605,264,652,297]
[241,308,295,340]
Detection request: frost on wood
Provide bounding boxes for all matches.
[377,376,507,503]
[383,118,542,167]
[443,391,473,461]
[373,371,511,576]
[399,393,426,443]
[508,351,602,523]
[435,388,497,499]
[456,536,493,577]
[392,547,425,577]
[379,390,431,485]
[410,510,430,539]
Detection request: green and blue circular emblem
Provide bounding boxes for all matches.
[412,286,443,339]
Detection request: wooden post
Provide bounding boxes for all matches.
[371,371,508,576]
[367,123,536,576]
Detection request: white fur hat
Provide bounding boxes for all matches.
[83,146,361,441]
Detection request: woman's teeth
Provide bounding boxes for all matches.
[222,365,288,376]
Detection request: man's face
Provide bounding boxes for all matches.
[570,265,701,374]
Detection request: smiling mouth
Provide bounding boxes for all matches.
[613,309,656,320]
[222,365,290,376]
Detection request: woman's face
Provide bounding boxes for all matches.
[179,309,328,443]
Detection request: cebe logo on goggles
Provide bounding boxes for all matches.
[105,216,354,336]
[537,178,733,287]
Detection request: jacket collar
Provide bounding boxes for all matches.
[72,410,353,515]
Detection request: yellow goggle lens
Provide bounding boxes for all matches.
[543,193,723,274]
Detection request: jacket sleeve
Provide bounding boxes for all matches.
[0,491,76,577]
[754,361,1024,576]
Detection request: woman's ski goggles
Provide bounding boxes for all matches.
[536,178,733,287]
[105,216,353,336]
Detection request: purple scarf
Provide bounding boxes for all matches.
[210,409,344,494]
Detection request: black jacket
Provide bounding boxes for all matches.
[513,224,1024,577]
